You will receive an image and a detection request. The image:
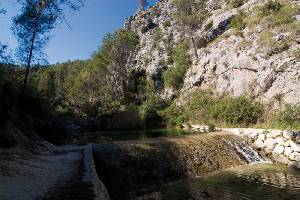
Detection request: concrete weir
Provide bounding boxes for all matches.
[92,132,263,200]
[84,144,110,200]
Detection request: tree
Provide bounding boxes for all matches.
[93,29,139,103]
[174,0,208,60]
[12,0,84,97]
[139,0,149,10]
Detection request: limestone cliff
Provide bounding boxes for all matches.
[125,0,300,107]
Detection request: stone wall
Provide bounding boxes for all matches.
[223,128,300,168]
[83,144,110,200]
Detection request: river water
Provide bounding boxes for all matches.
[153,163,300,200]
[89,130,300,200]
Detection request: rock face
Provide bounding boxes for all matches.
[125,0,300,105]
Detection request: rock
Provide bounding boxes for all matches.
[275,137,286,146]
[290,141,300,152]
[249,132,258,139]
[257,134,266,141]
[294,132,300,143]
[283,130,294,140]
[284,141,291,147]
[273,144,284,154]
[265,138,277,150]
[266,130,282,139]
[254,139,265,149]
[284,147,293,157]
[289,161,300,169]
[288,152,300,161]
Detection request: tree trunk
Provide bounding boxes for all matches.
[20,12,40,98]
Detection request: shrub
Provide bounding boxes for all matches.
[163,21,172,28]
[229,0,244,8]
[230,12,246,30]
[204,21,213,31]
[184,90,263,126]
[161,103,185,127]
[260,0,281,16]
[270,105,300,130]
[163,42,191,89]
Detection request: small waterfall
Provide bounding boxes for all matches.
[225,140,264,163]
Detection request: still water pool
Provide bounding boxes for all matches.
[84,129,193,142]
[157,163,300,200]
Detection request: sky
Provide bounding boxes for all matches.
[0,0,158,64]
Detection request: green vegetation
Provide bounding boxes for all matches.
[228,0,244,8]
[163,42,191,89]
[230,12,246,30]
[184,90,264,126]
[263,105,300,130]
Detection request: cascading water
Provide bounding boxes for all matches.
[226,140,264,163]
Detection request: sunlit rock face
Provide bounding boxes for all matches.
[125,0,300,105]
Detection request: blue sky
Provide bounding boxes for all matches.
[0,0,158,64]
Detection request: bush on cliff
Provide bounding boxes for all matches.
[163,42,191,90]
[184,90,264,126]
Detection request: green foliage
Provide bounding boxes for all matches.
[160,103,185,127]
[163,42,191,89]
[185,90,264,126]
[259,30,290,55]
[230,12,246,30]
[269,105,300,130]
[174,0,208,30]
[260,0,282,16]
[228,0,244,8]
[163,21,172,28]
[204,21,213,31]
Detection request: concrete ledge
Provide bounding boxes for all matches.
[83,144,110,200]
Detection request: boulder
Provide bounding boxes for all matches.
[289,161,300,169]
[257,134,266,141]
[273,144,285,154]
[288,152,300,161]
[275,137,286,146]
[284,141,291,147]
[290,141,300,152]
[284,147,293,157]
[249,132,258,139]
[254,139,265,149]
[283,130,294,140]
[265,138,277,150]
[266,130,282,139]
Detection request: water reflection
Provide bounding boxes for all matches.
[158,164,300,200]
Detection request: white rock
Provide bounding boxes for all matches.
[267,130,282,138]
[284,141,291,147]
[283,130,294,140]
[258,134,266,141]
[254,139,265,149]
[284,147,293,157]
[275,137,286,146]
[290,141,300,152]
[249,132,258,139]
[273,144,285,154]
[265,138,277,150]
[289,152,300,161]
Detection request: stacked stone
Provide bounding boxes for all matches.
[225,128,300,168]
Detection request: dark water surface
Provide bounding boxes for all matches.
[157,163,300,200]
[85,129,193,142]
